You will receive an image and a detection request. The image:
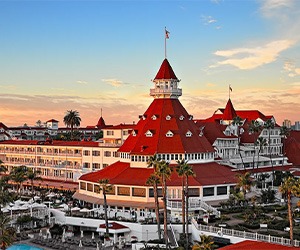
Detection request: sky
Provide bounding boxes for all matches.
[0,0,300,127]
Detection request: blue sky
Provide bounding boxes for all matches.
[0,0,299,126]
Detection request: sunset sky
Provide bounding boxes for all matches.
[0,0,299,127]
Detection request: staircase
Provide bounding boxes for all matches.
[167,223,178,248]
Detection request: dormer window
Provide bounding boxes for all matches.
[151,115,157,120]
[132,130,138,137]
[189,115,193,120]
[166,115,171,121]
[186,130,192,137]
[145,130,153,137]
[142,115,146,120]
[179,115,185,121]
[166,130,174,137]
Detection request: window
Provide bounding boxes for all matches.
[83,150,90,156]
[106,130,114,136]
[87,183,93,192]
[117,187,130,196]
[186,131,192,137]
[132,188,146,197]
[80,182,86,190]
[166,115,171,120]
[188,188,200,197]
[166,130,173,137]
[145,130,153,137]
[103,164,108,168]
[179,115,184,120]
[132,130,137,136]
[83,162,90,168]
[151,115,157,120]
[92,151,100,156]
[217,186,227,195]
[92,163,101,169]
[203,187,214,197]
[104,151,111,157]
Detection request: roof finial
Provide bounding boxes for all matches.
[165,27,170,59]
[229,84,232,99]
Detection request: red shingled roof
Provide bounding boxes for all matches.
[118,98,214,155]
[219,240,298,249]
[79,161,236,187]
[223,99,237,120]
[96,116,106,129]
[154,59,178,80]
[286,131,300,166]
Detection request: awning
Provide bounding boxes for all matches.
[96,222,130,234]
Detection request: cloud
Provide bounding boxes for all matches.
[201,15,217,25]
[283,60,300,77]
[260,0,293,12]
[206,82,216,87]
[102,78,128,87]
[76,80,88,85]
[210,40,295,70]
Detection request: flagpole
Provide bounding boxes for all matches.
[165,27,167,59]
[229,84,231,99]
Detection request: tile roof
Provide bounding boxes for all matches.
[154,59,178,80]
[223,99,237,120]
[118,98,214,155]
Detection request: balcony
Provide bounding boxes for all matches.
[150,88,182,97]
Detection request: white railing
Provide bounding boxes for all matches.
[191,218,299,247]
[167,199,221,218]
[168,223,178,248]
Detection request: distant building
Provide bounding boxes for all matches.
[295,121,300,131]
[283,119,291,128]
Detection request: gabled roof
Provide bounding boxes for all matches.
[79,161,237,187]
[118,98,214,155]
[46,119,59,123]
[0,122,8,130]
[154,59,178,80]
[223,99,237,120]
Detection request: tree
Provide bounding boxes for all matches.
[192,234,214,250]
[255,137,267,169]
[232,116,245,169]
[279,176,300,242]
[0,162,11,213]
[236,172,253,201]
[264,119,275,180]
[248,120,262,169]
[36,120,42,127]
[26,168,42,195]
[97,179,113,237]
[9,165,28,195]
[63,110,81,140]
[176,159,194,249]
[280,126,290,166]
[0,214,15,250]
[146,174,161,241]
[156,160,172,245]
[147,154,162,240]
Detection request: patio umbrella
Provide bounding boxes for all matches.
[79,240,83,248]
[96,242,99,250]
[80,230,84,238]
[91,232,95,240]
[80,208,90,213]
[71,207,80,212]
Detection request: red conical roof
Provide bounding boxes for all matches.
[223,99,237,120]
[118,98,214,155]
[96,116,106,129]
[154,59,178,80]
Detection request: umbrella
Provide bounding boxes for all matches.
[96,242,99,250]
[34,195,41,200]
[92,232,95,240]
[71,207,80,212]
[80,208,91,213]
[80,230,84,238]
[39,229,42,237]
[79,240,83,248]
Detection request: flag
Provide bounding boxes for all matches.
[229,85,232,92]
[165,29,170,39]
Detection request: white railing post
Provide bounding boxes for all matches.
[243,231,246,238]
[255,232,257,241]
[269,235,271,242]
[232,229,234,236]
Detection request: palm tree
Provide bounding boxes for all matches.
[98,179,113,237]
[232,116,245,169]
[279,176,300,242]
[0,214,15,250]
[9,165,28,196]
[36,120,42,127]
[264,119,275,180]
[146,174,161,240]
[248,120,262,169]
[192,234,214,250]
[255,137,268,169]
[147,154,162,240]
[63,110,81,140]
[26,168,42,195]
[280,125,290,167]
[236,172,253,201]
[156,160,172,245]
[176,159,195,248]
